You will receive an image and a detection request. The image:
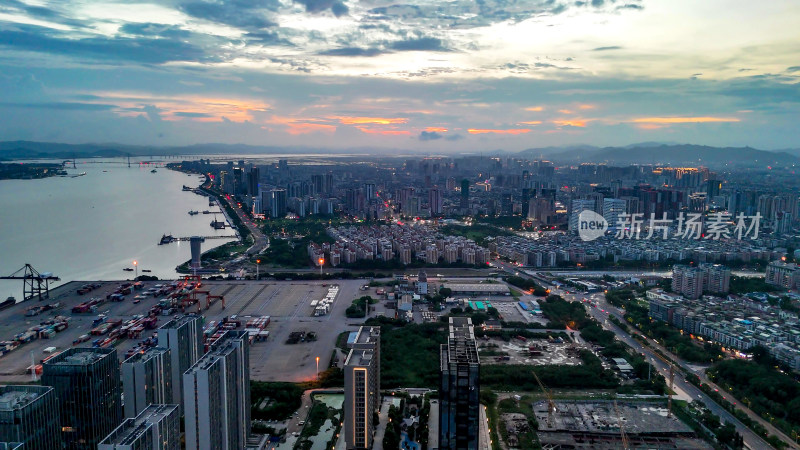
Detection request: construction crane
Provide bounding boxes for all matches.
[0,264,60,301]
[532,369,556,428]
[614,400,630,450]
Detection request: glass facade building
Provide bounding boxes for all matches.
[42,347,123,450]
[439,317,480,450]
[0,385,61,449]
[158,315,204,409]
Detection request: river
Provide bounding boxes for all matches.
[0,158,237,301]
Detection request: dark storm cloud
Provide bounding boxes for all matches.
[0,101,115,111]
[178,1,278,29]
[592,46,623,51]
[591,0,605,7]
[389,37,449,52]
[787,66,800,73]
[0,27,217,64]
[293,0,350,17]
[318,47,385,57]
[419,131,443,141]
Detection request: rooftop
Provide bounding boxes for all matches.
[344,349,376,367]
[0,386,50,411]
[99,404,178,446]
[159,314,201,330]
[445,317,479,365]
[122,347,168,365]
[45,347,114,366]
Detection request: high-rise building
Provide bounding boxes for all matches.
[122,347,173,418]
[765,261,800,290]
[159,315,204,409]
[706,179,722,200]
[439,317,480,449]
[42,348,123,450]
[460,179,470,211]
[344,326,380,450]
[247,166,260,197]
[701,263,731,294]
[569,199,596,232]
[269,189,288,218]
[98,404,180,450]
[602,198,627,230]
[429,187,443,215]
[184,331,250,450]
[0,385,61,449]
[364,183,376,202]
[672,265,705,300]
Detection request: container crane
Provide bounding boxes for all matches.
[0,264,60,301]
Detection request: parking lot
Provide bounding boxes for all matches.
[0,278,367,383]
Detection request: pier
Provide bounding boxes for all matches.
[158,235,238,245]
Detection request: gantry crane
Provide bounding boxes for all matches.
[0,264,60,301]
[532,369,556,428]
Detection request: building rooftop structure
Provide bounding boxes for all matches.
[46,347,112,366]
[98,404,178,447]
[444,317,480,365]
[0,389,41,411]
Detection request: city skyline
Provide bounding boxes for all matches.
[0,1,798,149]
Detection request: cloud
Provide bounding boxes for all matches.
[787,66,800,73]
[592,46,623,51]
[173,111,214,118]
[293,0,349,17]
[335,117,408,125]
[318,47,385,57]
[445,134,464,141]
[0,101,115,111]
[356,126,410,135]
[553,120,587,127]
[518,121,542,125]
[0,28,215,64]
[525,106,544,112]
[425,127,448,132]
[389,37,450,52]
[178,1,278,29]
[419,131,443,141]
[468,128,531,135]
[631,116,740,124]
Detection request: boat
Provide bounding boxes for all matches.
[142,269,152,273]
[159,234,175,245]
[151,169,157,173]
[188,210,199,215]
[123,268,134,272]
[202,210,211,214]
[182,185,192,191]
[0,296,16,311]
[210,218,227,229]
[70,172,87,178]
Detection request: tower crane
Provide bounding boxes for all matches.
[614,400,630,450]
[532,369,556,428]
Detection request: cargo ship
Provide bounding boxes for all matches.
[0,296,16,311]
[159,234,175,245]
[188,210,199,215]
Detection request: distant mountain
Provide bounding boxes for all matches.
[523,144,798,167]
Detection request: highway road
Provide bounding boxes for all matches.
[490,259,791,450]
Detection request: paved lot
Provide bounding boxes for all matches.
[0,278,368,383]
[478,337,586,366]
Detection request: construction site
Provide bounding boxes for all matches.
[478,336,588,366]
[531,400,712,449]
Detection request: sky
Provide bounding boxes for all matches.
[0,0,798,152]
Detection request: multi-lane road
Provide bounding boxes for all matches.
[490,260,796,450]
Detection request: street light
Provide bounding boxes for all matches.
[132,260,138,279]
[316,356,320,379]
[256,259,261,280]
[318,257,324,277]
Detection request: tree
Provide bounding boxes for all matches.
[439,287,452,298]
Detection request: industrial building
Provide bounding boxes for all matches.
[42,347,123,450]
[439,317,481,449]
[184,330,250,450]
[0,385,61,449]
[344,326,381,450]
[98,404,180,450]
[122,347,173,418]
[159,315,204,409]
[441,283,509,296]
